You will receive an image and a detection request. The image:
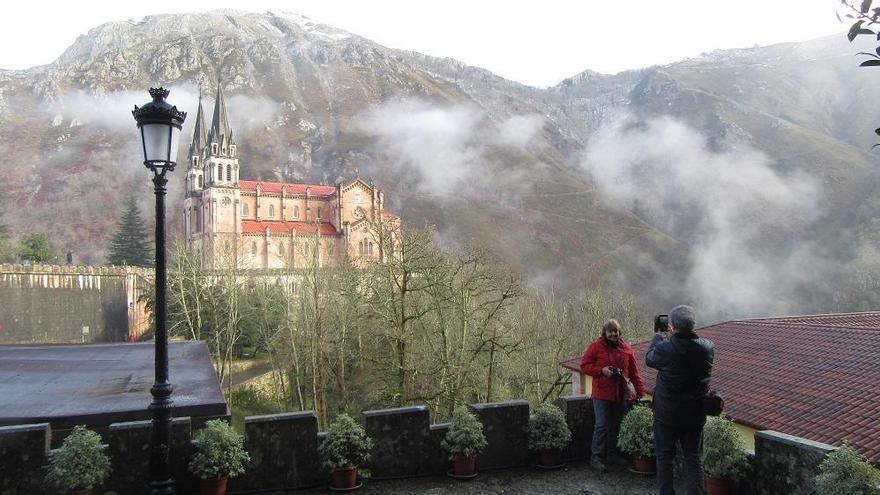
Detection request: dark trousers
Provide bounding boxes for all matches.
[591,399,628,460]
[654,419,706,495]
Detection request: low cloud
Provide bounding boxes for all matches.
[357,99,545,198]
[582,114,824,319]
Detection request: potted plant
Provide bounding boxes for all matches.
[441,406,488,477]
[319,413,374,490]
[44,425,111,495]
[814,442,880,495]
[702,415,749,495]
[528,403,572,468]
[617,404,655,474]
[188,419,250,495]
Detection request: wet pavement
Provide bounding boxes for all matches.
[296,459,679,495]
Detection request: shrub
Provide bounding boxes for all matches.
[442,406,487,458]
[319,414,374,469]
[702,415,749,480]
[815,442,880,495]
[188,420,250,480]
[528,403,572,451]
[617,404,654,457]
[45,425,111,491]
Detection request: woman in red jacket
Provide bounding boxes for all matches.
[579,319,646,472]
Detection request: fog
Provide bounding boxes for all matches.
[582,114,826,319]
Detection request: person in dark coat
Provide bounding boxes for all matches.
[646,305,714,495]
[580,319,646,471]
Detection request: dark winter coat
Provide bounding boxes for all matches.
[646,331,715,428]
[579,337,647,401]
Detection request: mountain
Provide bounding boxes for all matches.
[0,10,878,319]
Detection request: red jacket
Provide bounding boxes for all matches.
[579,337,646,401]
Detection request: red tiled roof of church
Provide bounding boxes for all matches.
[239,180,336,196]
[241,220,337,235]
[564,311,880,464]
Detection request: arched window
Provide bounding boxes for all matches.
[251,241,257,256]
[317,207,322,219]
[198,175,203,188]
[293,205,300,218]
[269,205,275,218]
[303,243,310,257]
[217,164,222,181]
[242,203,249,216]
[278,242,284,256]
[368,242,374,256]
[359,239,368,257]
[230,145,236,157]
[226,165,231,181]
[193,156,198,167]
[211,144,218,155]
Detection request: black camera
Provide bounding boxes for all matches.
[609,367,623,378]
[654,314,669,333]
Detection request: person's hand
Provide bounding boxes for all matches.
[601,366,613,377]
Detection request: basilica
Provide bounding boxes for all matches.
[182,86,397,269]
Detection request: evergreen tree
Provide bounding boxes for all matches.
[19,231,55,263]
[107,198,152,266]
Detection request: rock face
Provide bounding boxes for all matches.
[1,10,879,315]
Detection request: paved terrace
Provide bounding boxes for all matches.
[297,461,672,495]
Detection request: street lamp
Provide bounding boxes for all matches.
[132,87,186,495]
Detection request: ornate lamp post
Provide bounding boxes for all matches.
[132,87,186,495]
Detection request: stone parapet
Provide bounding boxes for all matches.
[470,399,530,470]
[555,395,594,460]
[0,404,849,494]
[362,405,435,478]
[753,430,835,495]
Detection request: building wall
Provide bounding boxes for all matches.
[0,264,151,343]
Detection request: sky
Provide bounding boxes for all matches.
[3,1,846,87]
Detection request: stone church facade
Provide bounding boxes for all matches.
[182,86,397,269]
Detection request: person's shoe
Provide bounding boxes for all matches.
[590,456,607,472]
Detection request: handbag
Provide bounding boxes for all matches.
[619,376,638,403]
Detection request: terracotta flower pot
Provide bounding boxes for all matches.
[332,466,358,489]
[705,474,735,495]
[538,448,562,467]
[632,454,656,474]
[199,475,229,495]
[452,454,476,476]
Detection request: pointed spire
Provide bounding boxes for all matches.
[188,91,207,159]
[207,82,234,150]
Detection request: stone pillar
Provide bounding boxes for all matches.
[235,411,321,492]
[555,395,594,460]
[0,423,50,494]
[106,417,192,495]
[470,400,529,470]
[753,430,834,495]
[361,405,433,478]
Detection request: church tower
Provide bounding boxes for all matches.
[184,84,242,267]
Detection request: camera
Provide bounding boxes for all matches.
[609,366,623,378]
[654,314,669,333]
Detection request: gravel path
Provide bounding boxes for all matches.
[294,460,677,494]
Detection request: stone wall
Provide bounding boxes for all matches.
[0,264,151,344]
[753,430,835,495]
[0,397,843,494]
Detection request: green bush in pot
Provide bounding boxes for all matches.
[45,425,111,494]
[814,442,880,495]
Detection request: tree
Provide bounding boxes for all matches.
[19,231,55,263]
[106,198,152,266]
[0,212,15,262]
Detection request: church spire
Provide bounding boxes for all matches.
[207,83,234,149]
[188,91,207,160]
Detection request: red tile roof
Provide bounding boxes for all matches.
[239,180,336,196]
[241,220,337,235]
[620,312,880,464]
